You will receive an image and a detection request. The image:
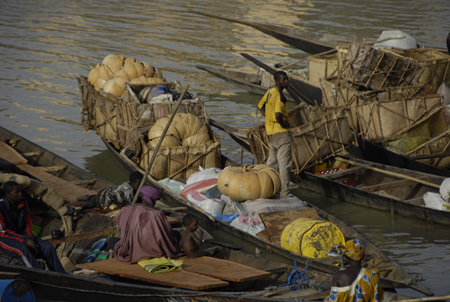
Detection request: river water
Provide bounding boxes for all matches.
[1,0,449,298]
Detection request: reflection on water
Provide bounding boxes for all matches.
[1,0,450,297]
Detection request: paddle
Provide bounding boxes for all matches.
[335,157,440,189]
[240,53,315,106]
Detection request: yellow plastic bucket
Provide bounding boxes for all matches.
[281,218,345,258]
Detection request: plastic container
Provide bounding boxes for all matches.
[281,218,344,258]
[0,279,35,302]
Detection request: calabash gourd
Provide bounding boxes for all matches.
[217,165,281,201]
[147,113,211,148]
[87,54,165,97]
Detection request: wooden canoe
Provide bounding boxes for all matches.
[0,126,342,301]
[196,63,450,178]
[188,10,351,54]
[214,123,450,225]
[188,10,446,54]
[196,63,323,106]
[102,138,433,296]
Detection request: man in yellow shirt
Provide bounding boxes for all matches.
[258,71,293,199]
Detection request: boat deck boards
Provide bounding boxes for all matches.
[0,141,98,203]
[77,257,246,290]
[180,256,270,282]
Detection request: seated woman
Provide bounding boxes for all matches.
[113,186,183,263]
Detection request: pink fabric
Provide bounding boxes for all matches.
[140,186,164,206]
[180,179,217,197]
[114,204,182,264]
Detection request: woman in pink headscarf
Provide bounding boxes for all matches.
[114,186,183,264]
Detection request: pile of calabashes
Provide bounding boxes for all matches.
[87,54,165,97]
[147,113,211,148]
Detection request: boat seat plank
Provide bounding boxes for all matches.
[16,164,98,204]
[359,177,429,193]
[0,140,100,203]
[179,256,271,282]
[0,141,28,165]
[258,208,321,243]
[76,258,228,290]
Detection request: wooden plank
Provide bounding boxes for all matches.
[18,164,99,203]
[360,177,428,193]
[336,157,440,189]
[76,258,228,290]
[0,141,27,164]
[0,140,100,203]
[45,227,117,244]
[180,256,270,282]
[259,208,321,243]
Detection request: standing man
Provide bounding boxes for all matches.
[0,181,65,272]
[258,70,293,199]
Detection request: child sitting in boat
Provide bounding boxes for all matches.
[181,214,211,258]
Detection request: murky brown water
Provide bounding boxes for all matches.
[1,0,449,297]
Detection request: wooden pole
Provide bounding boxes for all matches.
[132,85,190,204]
[392,295,450,302]
[335,157,440,189]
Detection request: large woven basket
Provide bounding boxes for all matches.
[320,76,425,108]
[355,95,446,142]
[247,108,357,173]
[383,48,450,94]
[340,41,424,90]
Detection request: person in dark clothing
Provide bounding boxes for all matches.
[0,181,65,273]
[77,171,143,210]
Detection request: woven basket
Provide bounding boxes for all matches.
[406,128,450,169]
[340,41,424,90]
[320,76,425,108]
[247,108,356,173]
[383,48,450,94]
[355,95,446,142]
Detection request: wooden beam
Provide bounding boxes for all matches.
[35,165,68,173]
[45,227,117,244]
[359,177,429,192]
[21,151,43,157]
[335,157,440,189]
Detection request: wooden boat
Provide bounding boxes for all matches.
[76,69,432,295]
[294,156,450,225]
[101,138,433,296]
[0,126,339,301]
[0,249,413,302]
[196,62,323,106]
[188,10,351,54]
[196,63,450,178]
[189,10,446,55]
[212,122,450,225]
